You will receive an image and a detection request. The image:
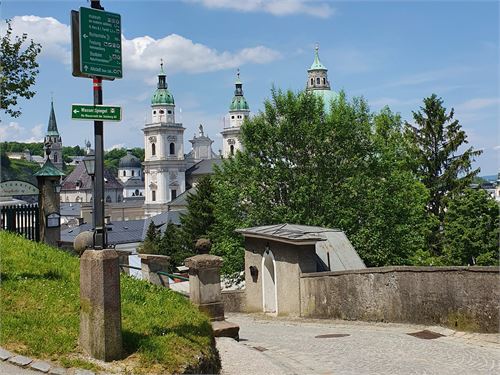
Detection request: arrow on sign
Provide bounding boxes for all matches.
[83,34,88,39]
[73,109,80,114]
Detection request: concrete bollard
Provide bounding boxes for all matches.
[139,254,170,286]
[114,249,131,275]
[185,254,225,321]
[79,249,122,361]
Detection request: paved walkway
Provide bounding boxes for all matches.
[222,313,500,375]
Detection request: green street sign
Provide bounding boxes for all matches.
[71,104,122,121]
[79,7,122,79]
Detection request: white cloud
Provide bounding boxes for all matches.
[493,145,500,151]
[107,144,125,151]
[190,0,334,18]
[457,98,500,111]
[0,121,44,143]
[3,16,281,76]
[123,34,281,75]
[2,16,71,63]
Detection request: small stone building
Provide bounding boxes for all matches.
[236,224,365,316]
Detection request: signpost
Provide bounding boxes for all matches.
[79,6,122,79]
[71,104,122,121]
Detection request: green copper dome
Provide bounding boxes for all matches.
[308,45,327,71]
[151,62,174,105]
[229,69,250,111]
[151,88,174,105]
[230,96,249,111]
[312,89,338,113]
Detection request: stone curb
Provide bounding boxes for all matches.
[0,347,95,375]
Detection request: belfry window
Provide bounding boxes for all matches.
[53,152,58,163]
[132,170,135,177]
[316,77,320,84]
[230,145,234,156]
[169,142,175,155]
[171,189,177,200]
[168,110,172,114]
[310,78,313,85]
[323,78,326,84]
[123,171,126,176]
[151,143,156,156]
[152,190,156,201]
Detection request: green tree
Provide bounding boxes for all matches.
[158,222,189,271]
[139,221,159,254]
[211,90,428,273]
[405,94,482,254]
[179,176,216,252]
[442,188,499,266]
[1,20,42,118]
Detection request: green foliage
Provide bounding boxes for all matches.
[1,141,44,156]
[442,189,499,266]
[0,231,218,374]
[210,89,428,273]
[1,157,41,185]
[1,19,42,118]
[157,223,189,271]
[405,94,482,254]
[139,221,160,254]
[180,176,216,252]
[104,147,144,176]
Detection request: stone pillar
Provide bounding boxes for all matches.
[79,249,122,361]
[139,254,170,286]
[185,254,225,321]
[114,249,130,275]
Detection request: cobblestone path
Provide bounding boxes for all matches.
[227,313,500,375]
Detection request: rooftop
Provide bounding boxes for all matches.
[236,224,336,245]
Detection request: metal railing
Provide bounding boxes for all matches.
[119,264,189,281]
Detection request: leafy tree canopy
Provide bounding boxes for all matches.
[405,94,482,254]
[1,19,42,118]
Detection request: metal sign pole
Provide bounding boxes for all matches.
[92,0,106,249]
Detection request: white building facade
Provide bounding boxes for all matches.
[221,70,250,158]
[143,65,187,216]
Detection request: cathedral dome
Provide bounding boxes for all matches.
[312,89,338,107]
[151,88,174,106]
[230,96,249,111]
[119,151,141,168]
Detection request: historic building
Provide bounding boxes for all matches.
[43,100,63,171]
[118,150,145,198]
[306,45,337,107]
[221,70,250,158]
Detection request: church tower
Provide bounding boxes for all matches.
[221,69,250,158]
[43,99,63,171]
[306,45,337,107]
[143,62,186,217]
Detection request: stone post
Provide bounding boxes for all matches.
[79,249,122,361]
[139,254,170,286]
[185,254,225,321]
[114,249,130,275]
[34,157,64,247]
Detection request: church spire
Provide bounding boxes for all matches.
[46,99,59,136]
[309,43,327,71]
[307,44,330,91]
[157,59,167,89]
[230,69,249,111]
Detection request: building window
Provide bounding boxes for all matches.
[106,195,112,203]
[310,78,313,85]
[153,110,156,114]
[168,110,172,114]
[123,171,126,176]
[132,170,135,176]
[117,195,122,202]
[169,142,175,155]
[230,145,234,156]
[53,152,58,163]
[135,189,139,196]
[231,115,235,119]
[152,190,156,201]
[171,189,177,200]
[151,143,156,156]
[323,77,326,84]
[237,115,242,119]
[159,109,164,114]
[316,77,320,84]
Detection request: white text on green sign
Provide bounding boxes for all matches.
[79,7,122,79]
[72,104,122,121]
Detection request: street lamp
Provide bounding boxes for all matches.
[83,153,96,177]
[53,182,62,193]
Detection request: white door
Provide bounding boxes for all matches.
[262,250,277,313]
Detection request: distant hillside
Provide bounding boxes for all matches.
[1,156,41,186]
[480,174,498,182]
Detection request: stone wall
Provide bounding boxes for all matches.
[222,290,246,312]
[300,266,500,333]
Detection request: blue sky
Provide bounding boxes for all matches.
[1,0,498,174]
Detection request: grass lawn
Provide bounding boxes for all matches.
[0,232,220,374]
